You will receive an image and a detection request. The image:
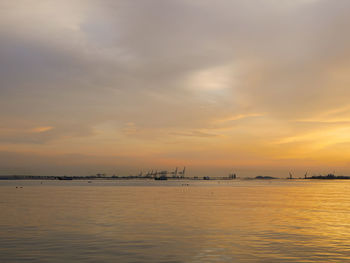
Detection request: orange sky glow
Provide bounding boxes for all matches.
[1,0,350,177]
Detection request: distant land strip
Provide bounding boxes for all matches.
[0,173,349,180]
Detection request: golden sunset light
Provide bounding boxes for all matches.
[1,0,350,177]
[2,1,350,263]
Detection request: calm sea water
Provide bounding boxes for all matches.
[1,179,350,262]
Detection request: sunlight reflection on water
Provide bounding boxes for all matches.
[1,179,350,262]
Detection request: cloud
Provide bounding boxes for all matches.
[1,0,350,174]
[31,126,54,133]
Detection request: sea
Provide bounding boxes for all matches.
[1,179,350,262]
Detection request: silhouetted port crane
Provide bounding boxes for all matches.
[178,167,186,177]
[171,167,178,177]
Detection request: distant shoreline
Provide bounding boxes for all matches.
[1,174,349,180]
[0,175,231,181]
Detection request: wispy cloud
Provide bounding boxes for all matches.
[1,0,350,175]
[31,126,54,133]
[214,113,265,124]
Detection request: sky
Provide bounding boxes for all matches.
[1,0,350,177]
